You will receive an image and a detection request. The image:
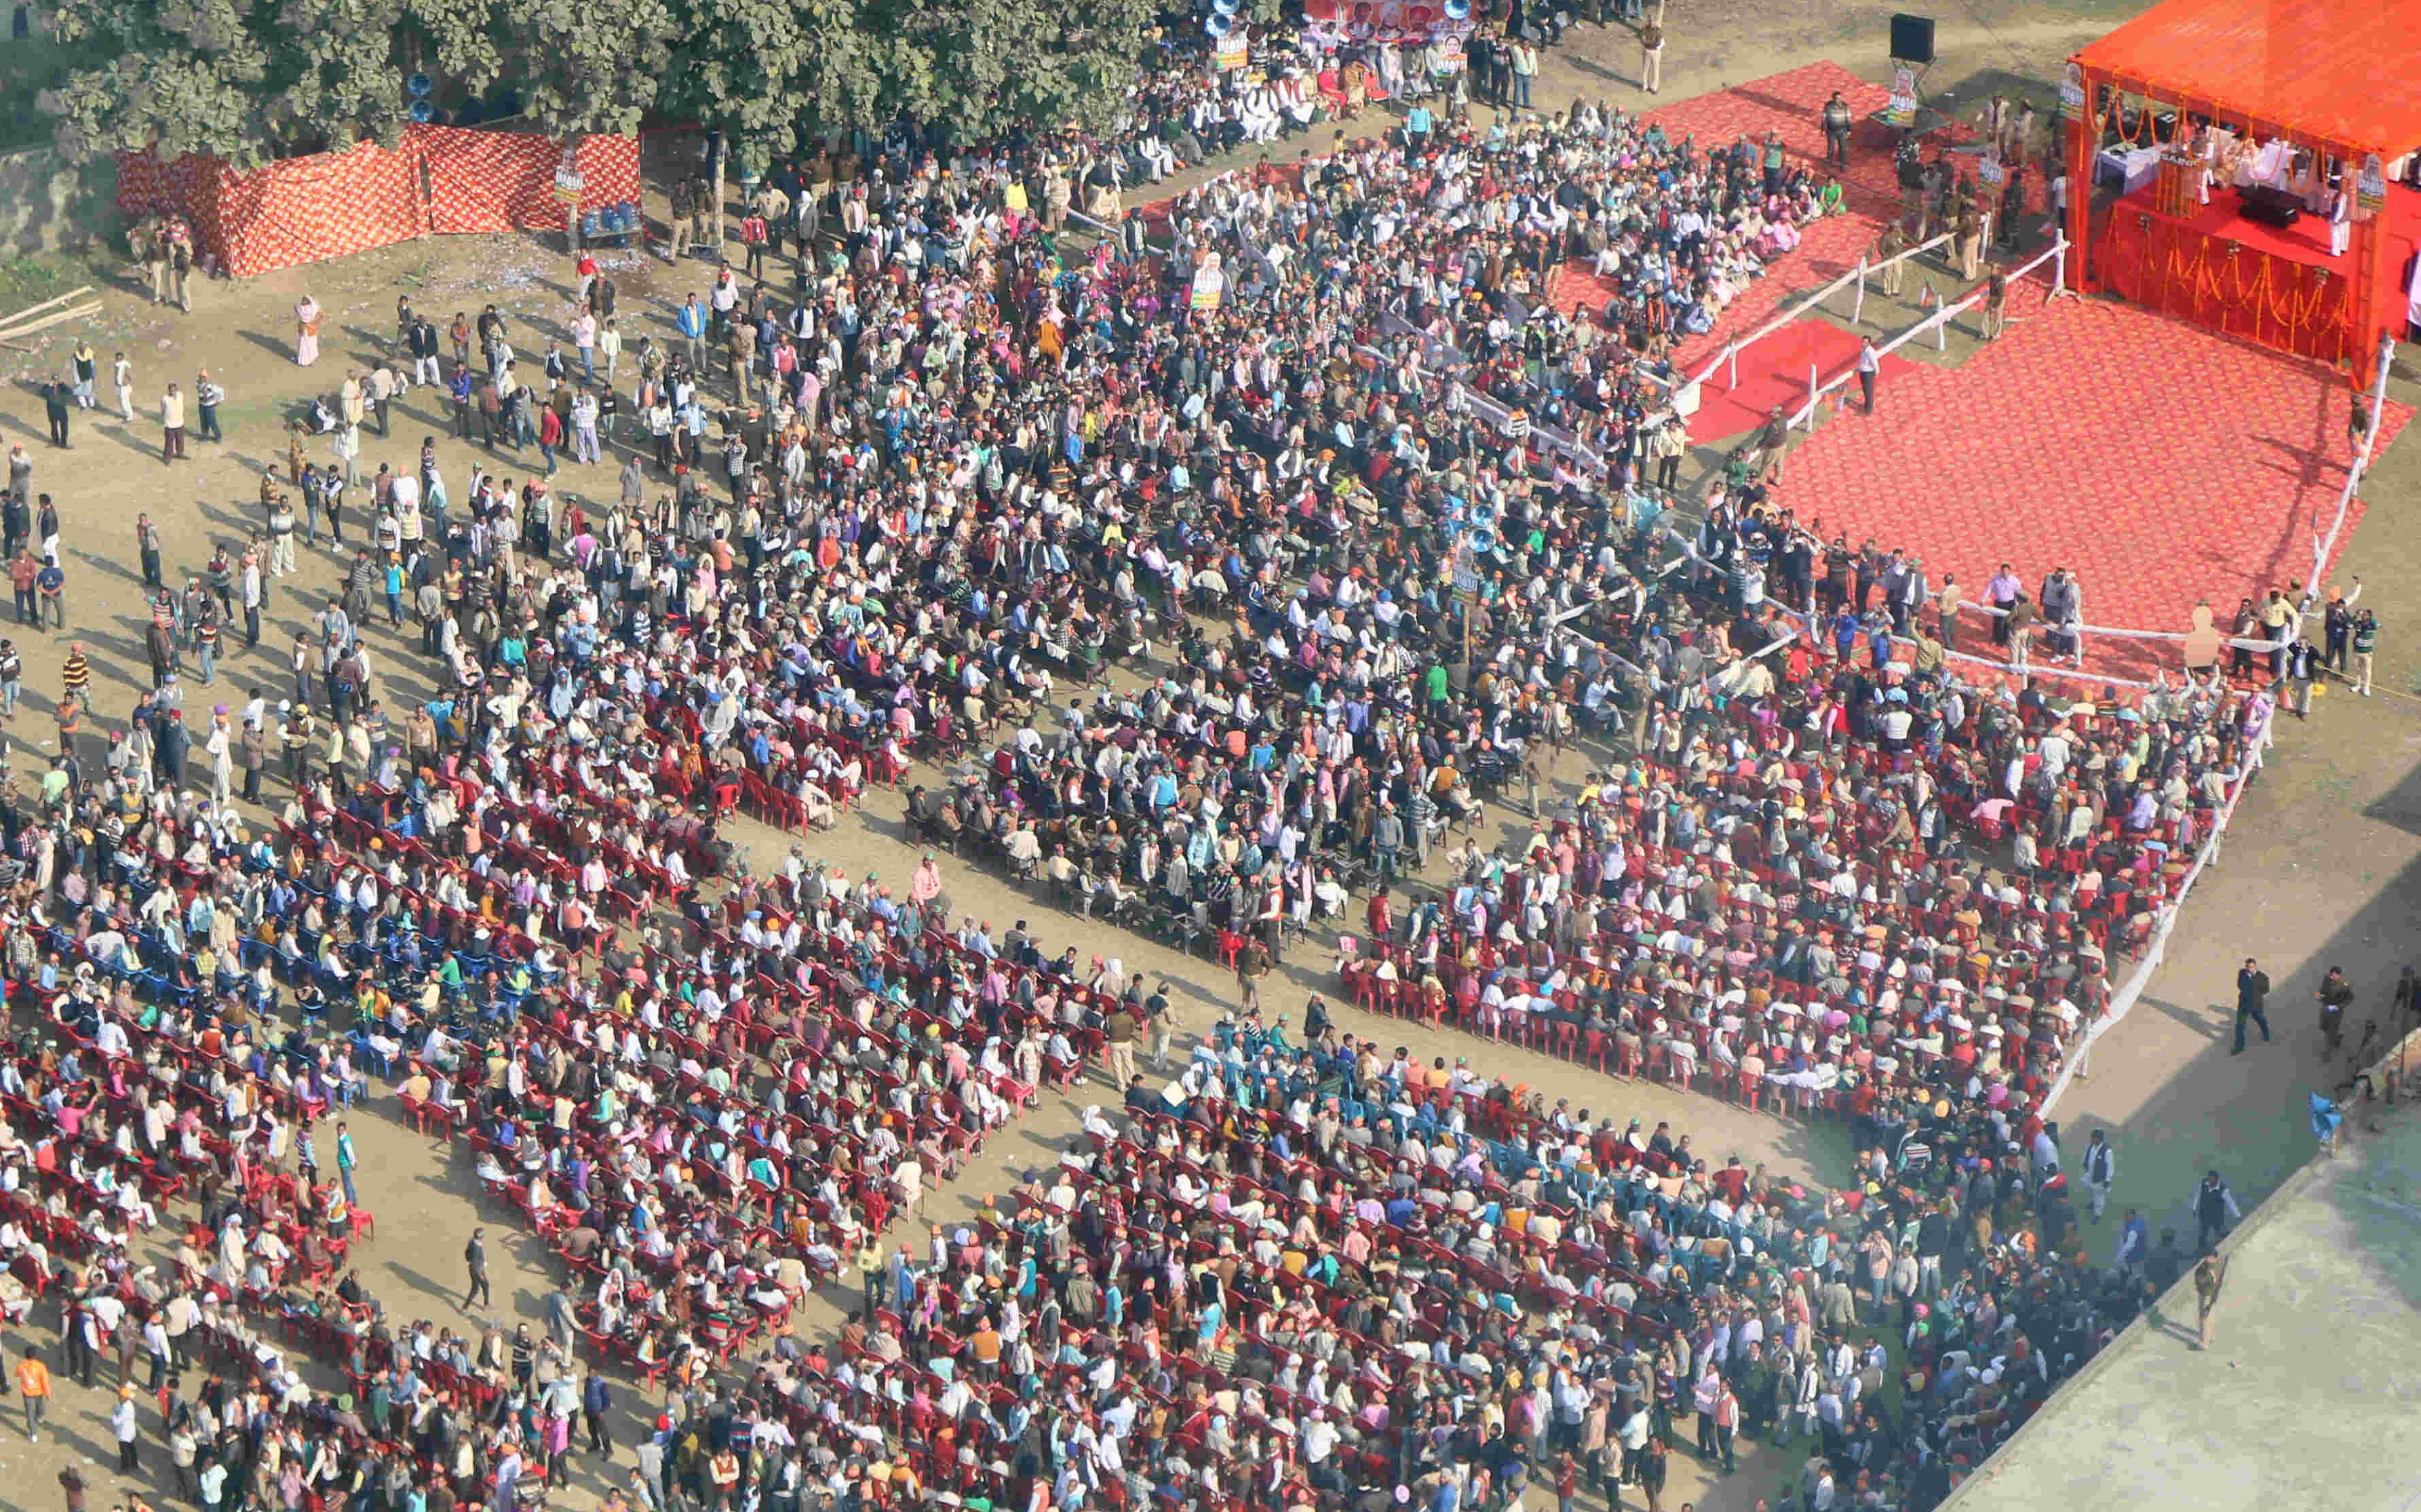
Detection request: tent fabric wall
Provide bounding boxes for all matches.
[216,140,426,278]
[114,128,642,279]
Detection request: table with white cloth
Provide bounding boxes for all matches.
[2097,146,2163,195]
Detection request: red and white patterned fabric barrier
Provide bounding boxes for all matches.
[115,128,642,279]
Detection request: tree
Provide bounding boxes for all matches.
[42,0,377,165]
[658,0,893,161]
[45,0,1161,169]
[879,0,1161,140]
[410,0,674,141]
[41,0,670,166]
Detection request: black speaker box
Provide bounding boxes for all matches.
[1889,13,1935,63]
[2238,185,2302,229]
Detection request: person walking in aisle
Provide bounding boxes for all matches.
[464,1226,493,1309]
[2080,1128,2115,1220]
[15,1346,49,1439]
[2233,957,2272,1053]
[2193,1170,2241,1252]
[2193,1250,2227,1350]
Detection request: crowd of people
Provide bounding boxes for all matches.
[605,1007,2196,1512]
[0,15,2325,1512]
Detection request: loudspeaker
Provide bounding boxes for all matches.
[2238,184,2302,229]
[1889,13,1935,63]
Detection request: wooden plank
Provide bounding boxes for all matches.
[0,285,96,334]
[0,303,103,341]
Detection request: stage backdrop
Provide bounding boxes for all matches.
[114,126,641,279]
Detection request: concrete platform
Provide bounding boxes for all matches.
[1946,1069,2421,1512]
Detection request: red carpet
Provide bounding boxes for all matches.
[1775,283,2412,682]
[1685,316,1917,442]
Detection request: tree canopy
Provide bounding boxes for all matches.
[42,0,1164,166]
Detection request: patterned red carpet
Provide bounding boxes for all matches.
[1773,287,2413,665]
[1684,316,1917,444]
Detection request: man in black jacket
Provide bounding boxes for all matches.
[2316,964,2352,1054]
[2233,958,2272,1053]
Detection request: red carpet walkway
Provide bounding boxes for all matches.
[1685,316,1916,442]
[1774,289,2412,680]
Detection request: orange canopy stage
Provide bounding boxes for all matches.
[2064,0,2421,384]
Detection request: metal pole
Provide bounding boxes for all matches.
[1853,257,1866,326]
[2053,235,2067,297]
[1809,362,1819,411]
[1935,306,1950,351]
[1727,344,1738,391]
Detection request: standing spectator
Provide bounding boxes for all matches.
[36,554,64,632]
[1856,335,1880,413]
[195,370,225,441]
[8,548,35,626]
[676,294,709,374]
[410,314,442,385]
[1237,935,1271,1015]
[1509,37,1538,113]
[1821,90,1854,166]
[582,1370,613,1457]
[1104,1001,1140,1090]
[161,382,188,461]
[1640,10,1665,94]
[137,513,163,587]
[40,381,69,448]
[111,1383,140,1472]
[571,307,599,381]
[2350,608,2378,696]
[739,207,769,279]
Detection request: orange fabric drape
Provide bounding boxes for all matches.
[2095,206,2358,363]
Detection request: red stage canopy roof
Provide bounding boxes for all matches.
[2074,0,2421,157]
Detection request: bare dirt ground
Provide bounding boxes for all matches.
[1,5,2418,1509]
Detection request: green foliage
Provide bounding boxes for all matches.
[39,0,1159,167]
[45,0,404,165]
[885,0,1161,138]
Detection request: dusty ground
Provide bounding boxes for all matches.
[1946,1032,2421,1512]
[1,6,2419,1509]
